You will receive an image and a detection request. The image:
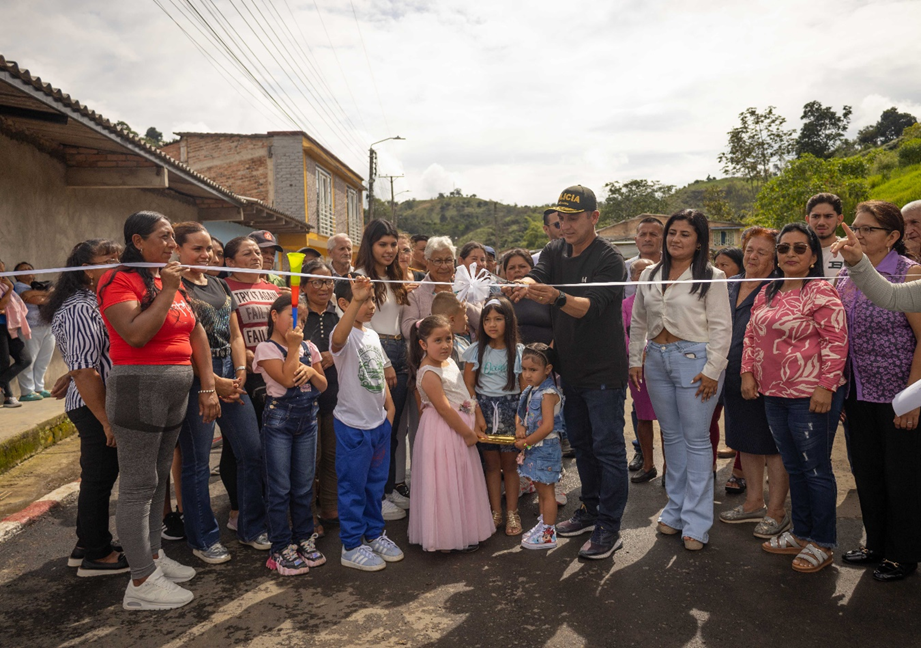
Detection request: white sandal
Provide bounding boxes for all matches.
[792,544,833,573]
[761,531,803,555]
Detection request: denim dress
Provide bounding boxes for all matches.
[517,377,564,484]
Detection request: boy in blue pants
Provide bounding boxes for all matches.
[331,275,402,571]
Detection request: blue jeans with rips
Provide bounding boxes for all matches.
[179,355,266,550]
[764,389,844,549]
[560,379,628,534]
[644,341,723,544]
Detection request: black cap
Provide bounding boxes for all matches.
[543,207,558,217]
[249,230,283,252]
[297,246,322,259]
[552,185,597,214]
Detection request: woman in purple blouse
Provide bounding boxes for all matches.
[836,200,921,583]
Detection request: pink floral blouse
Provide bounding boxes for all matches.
[741,280,848,399]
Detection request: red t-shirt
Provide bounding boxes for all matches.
[223,277,281,353]
[98,270,196,365]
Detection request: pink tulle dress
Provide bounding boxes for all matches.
[408,360,495,552]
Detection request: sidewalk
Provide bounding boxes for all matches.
[0,397,73,475]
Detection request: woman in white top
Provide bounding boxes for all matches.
[629,210,732,551]
[354,219,411,521]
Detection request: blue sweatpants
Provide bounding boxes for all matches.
[334,418,391,550]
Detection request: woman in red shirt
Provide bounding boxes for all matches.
[98,211,220,611]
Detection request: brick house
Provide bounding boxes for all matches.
[162,131,365,250]
[598,214,745,257]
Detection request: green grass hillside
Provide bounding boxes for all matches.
[868,164,921,205]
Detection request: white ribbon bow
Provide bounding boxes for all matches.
[453,262,492,304]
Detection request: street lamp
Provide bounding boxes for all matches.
[368,136,404,222]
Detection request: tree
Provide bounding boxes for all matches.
[144,127,164,147]
[857,107,918,147]
[718,106,796,195]
[751,154,869,229]
[600,179,675,224]
[521,214,547,249]
[795,101,852,159]
[115,120,139,137]
[702,186,734,221]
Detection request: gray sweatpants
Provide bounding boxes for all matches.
[107,365,194,580]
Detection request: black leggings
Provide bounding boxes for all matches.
[0,323,31,398]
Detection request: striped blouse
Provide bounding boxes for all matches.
[51,289,112,412]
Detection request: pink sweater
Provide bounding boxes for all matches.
[741,281,847,398]
[0,282,31,340]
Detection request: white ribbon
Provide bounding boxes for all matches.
[452,262,493,303]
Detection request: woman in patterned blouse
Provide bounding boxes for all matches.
[835,201,921,582]
[741,222,848,574]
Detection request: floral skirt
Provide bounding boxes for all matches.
[476,393,520,453]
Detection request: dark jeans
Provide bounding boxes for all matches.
[845,394,921,563]
[764,390,844,549]
[68,406,120,560]
[0,323,31,398]
[179,356,266,550]
[381,337,408,494]
[262,397,318,553]
[561,380,629,534]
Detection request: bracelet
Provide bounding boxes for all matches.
[199,389,216,394]
[235,366,246,373]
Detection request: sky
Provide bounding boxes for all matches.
[4,0,921,206]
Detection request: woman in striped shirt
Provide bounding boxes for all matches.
[40,238,125,577]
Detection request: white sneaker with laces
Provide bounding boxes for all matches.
[381,498,407,521]
[341,545,386,572]
[122,567,194,610]
[388,490,410,510]
[154,549,196,583]
[363,532,405,562]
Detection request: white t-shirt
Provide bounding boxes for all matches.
[369,284,403,336]
[822,244,846,281]
[332,325,387,429]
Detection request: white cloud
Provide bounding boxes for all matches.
[3,0,921,206]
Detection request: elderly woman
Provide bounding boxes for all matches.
[718,228,791,540]
[742,222,847,574]
[833,201,921,583]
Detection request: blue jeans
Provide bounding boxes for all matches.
[262,397,319,553]
[644,341,723,544]
[335,417,391,550]
[381,337,409,494]
[764,389,844,549]
[179,356,266,550]
[561,380,628,534]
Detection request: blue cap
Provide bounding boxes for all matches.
[483,245,496,257]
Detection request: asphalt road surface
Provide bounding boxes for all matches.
[0,437,918,647]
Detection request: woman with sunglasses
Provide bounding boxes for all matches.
[302,259,341,534]
[833,201,921,582]
[741,222,847,574]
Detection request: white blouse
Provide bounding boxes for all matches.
[628,263,732,380]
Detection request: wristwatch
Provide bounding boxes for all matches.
[553,290,568,308]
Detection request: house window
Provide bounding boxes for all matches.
[316,166,333,237]
[347,187,362,238]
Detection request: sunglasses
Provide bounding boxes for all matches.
[776,243,811,255]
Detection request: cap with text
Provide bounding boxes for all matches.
[250,229,283,252]
[552,185,597,214]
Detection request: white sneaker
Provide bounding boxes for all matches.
[341,545,386,572]
[154,549,196,583]
[381,498,407,521]
[555,483,568,507]
[122,567,193,610]
[388,490,410,510]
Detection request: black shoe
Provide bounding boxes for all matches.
[161,510,186,541]
[77,553,130,578]
[69,543,123,567]
[628,453,644,471]
[631,466,658,484]
[842,546,884,565]
[578,527,623,560]
[873,560,918,582]
[556,506,597,537]
[560,438,576,459]
[394,482,411,499]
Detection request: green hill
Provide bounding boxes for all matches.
[668,177,753,218]
[868,164,921,205]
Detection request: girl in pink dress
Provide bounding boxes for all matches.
[407,315,495,552]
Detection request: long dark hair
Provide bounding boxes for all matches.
[650,209,713,298]
[765,222,824,304]
[39,239,121,324]
[474,297,520,392]
[408,314,452,384]
[354,219,408,306]
[855,200,907,256]
[98,211,172,310]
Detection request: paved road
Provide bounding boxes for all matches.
[0,436,918,647]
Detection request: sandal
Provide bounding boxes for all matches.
[762,531,804,555]
[725,475,747,494]
[506,510,522,536]
[492,510,504,529]
[792,543,834,573]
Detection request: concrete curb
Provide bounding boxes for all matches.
[0,481,80,544]
[0,412,77,475]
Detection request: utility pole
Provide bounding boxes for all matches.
[367,136,405,223]
[379,174,404,225]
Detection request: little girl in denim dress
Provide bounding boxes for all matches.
[515,344,564,550]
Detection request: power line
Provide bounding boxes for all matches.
[349,0,391,134]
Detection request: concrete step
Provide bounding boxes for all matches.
[0,397,73,476]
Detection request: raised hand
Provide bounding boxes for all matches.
[830,223,864,266]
